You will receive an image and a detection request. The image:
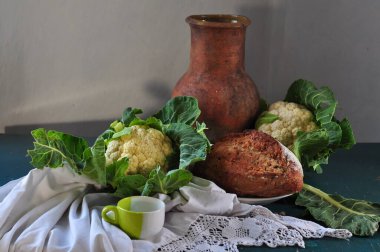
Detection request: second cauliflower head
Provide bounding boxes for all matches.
[257,101,318,149]
[105,125,174,176]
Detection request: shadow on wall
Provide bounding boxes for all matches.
[143,80,172,116]
[5,81,172,137]
[5,120,113,138]
[238,2,286,100]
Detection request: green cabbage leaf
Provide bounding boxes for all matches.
[254,112,279,129]
[285,79,356,173]
[296,184,380,236]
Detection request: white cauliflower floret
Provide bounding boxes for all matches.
[105,125,174,176]
[257,101,318,148]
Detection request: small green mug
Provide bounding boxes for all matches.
[101,196,165,239]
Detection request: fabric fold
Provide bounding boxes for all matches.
[0,167,352,252]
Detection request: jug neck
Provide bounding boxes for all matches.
[186,15,250,74]
[189,25,246,73]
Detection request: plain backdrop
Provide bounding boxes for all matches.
[0,0,379,141]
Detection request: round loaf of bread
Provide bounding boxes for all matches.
[194,130,303,197]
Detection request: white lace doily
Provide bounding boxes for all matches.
[158,205,351,251]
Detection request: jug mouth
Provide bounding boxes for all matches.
[186,14,251,28]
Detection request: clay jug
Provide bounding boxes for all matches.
[172,14,260,142]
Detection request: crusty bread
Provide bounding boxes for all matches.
[193,130,303,197]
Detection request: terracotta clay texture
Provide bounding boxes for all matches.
[172,15,260,142]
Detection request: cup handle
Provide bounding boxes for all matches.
[101,205,119,225]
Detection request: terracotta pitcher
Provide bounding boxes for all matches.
[172,14,260,142]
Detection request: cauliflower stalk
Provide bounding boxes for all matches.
[257,101,318,149]
[105,125,174,176]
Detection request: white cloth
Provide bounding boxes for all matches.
[0,167,352,252]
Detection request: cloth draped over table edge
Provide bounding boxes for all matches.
[0,167,352,252]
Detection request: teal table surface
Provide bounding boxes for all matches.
[0,134,379,251]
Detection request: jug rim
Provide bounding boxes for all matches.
[186,14,251,28]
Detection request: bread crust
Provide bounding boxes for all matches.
[194,130,303,197]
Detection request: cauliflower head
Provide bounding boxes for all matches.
[105,125,174,176]
[257,101,318,148]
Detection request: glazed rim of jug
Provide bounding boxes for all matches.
[186,14,251,28]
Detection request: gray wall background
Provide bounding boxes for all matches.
[0,0,379,142]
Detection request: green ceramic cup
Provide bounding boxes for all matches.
[101,196,165,239]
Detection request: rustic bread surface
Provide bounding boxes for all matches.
[194,130,303,197]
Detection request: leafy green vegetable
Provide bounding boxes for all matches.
[195,121,212,150]
[28,129,110,185]
[293,130,329,159]
[254,112,279,129]
[121,107,143,125]
[141,167,193,196]
[255,79,374,237]
[99,129,115,143]
[258,98,269,114]
[285,79,356,172]
[163,123,208,169]
[154,96,201,125]
[28,96,210,199]
[82,137,107,185]
[129,117,163,131]
[112,127,132,139]
[292,130,330,174]
[338,118,356,149]
[28,128,89,172]
[103,96,210,172]
[296,184,380,236]
[114,174,147,198]
[105,157,129,188]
